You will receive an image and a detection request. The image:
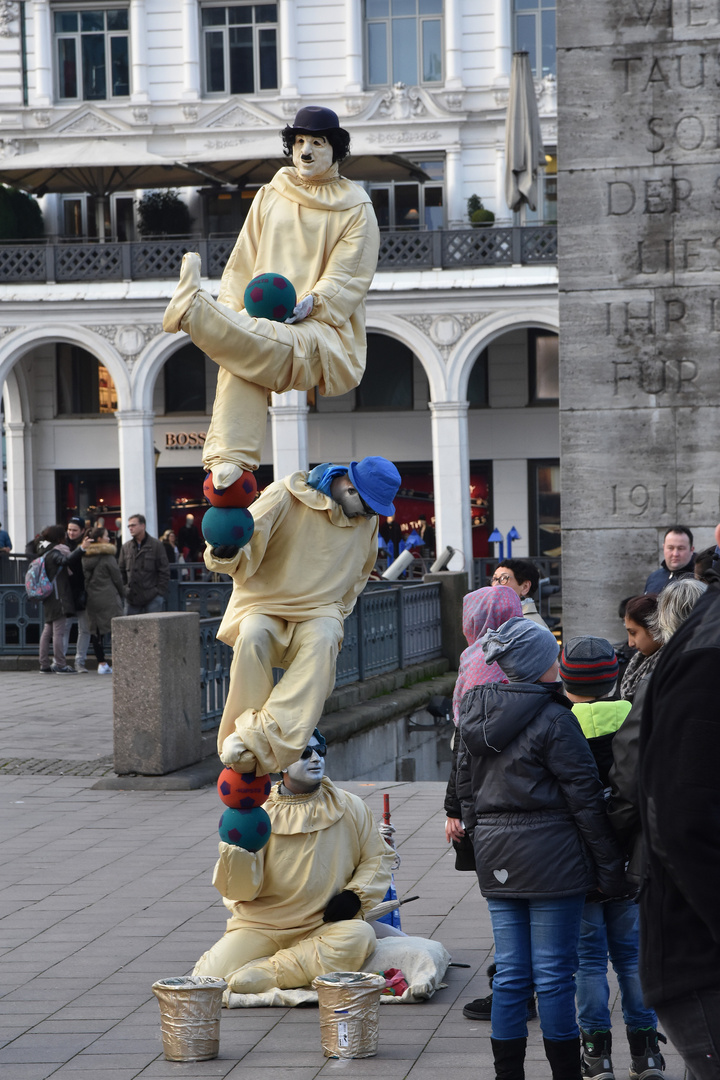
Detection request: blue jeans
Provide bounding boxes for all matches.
[576,899,657,1032]
[656,987,720,1080]
[125,594,166,616]
[487,895,585,1041]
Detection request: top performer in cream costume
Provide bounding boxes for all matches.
[163,106,380,490]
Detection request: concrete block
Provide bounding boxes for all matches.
[112,612,202,776]
[423,571,468,669]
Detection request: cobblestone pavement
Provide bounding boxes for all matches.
[0,672,688,1080]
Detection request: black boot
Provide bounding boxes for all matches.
[627,1027,666,1080]
[491,1036,527,1080]
[581,1029,614,1080]
[544,1036,583,1080]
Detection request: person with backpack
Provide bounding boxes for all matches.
[36,524,88,674]
[559,637,666,1080]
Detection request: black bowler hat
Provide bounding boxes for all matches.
[288,105,349,138]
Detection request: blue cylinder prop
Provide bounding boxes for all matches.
[219,806,272,851]
[202,505,254,549]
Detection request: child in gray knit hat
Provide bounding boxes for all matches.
[481,615,560,683]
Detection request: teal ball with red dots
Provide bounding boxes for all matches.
[244,273,297,322]
[217,768,272,809]
[203,470,257,509]
[202,506,254,548]
[219,806,272,851]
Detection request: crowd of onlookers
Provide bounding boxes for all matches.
[445,527,720,1080]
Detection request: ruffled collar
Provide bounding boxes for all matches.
[269,166,372,212]
[267,776,348,834]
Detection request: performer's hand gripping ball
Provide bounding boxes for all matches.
[203,470,257,508]
[244,273,297,322]
[219,806,272,851]
[217,768,271,809]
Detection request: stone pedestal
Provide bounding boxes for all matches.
[557,0,720,639]
[424,570,468,669]
[113,612,202,775]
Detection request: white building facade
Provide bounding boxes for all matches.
[0,0,559,571]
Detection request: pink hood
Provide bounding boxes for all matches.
[452,586,523,724]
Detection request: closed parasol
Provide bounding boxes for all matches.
[505,51,546,213]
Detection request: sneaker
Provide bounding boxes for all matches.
[51,664,76,674]
[97,663,113,675]
[581,1030,615,1080]
[463,992,493,1021]
[627,1028,666,1080]
[39,667,53,674]
[75,663,89,673]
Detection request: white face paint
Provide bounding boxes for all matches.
[292,133,335,180]
[330,475,372,519]
[283,736,326,793]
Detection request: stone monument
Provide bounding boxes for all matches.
[558,0,720,638]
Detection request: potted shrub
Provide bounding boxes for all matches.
[137,190,193,236]
[467,194,495,228]
[0,185,44,240]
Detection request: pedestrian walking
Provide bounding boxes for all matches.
[37,524,87,674]
[459,617,624,1080]
[118,514,170,615]
[82,526,124,675]
[559,636,665,1080]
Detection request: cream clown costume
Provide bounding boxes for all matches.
[193,770,394,995]
[206,458,401,777]
[163,106,380,490]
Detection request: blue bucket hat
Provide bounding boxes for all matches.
[347,457,401,517]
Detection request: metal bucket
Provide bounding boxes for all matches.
[151,976,227,1061]
[312,971,386,1059]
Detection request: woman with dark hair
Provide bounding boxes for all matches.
[82,526,124,674]
[38,524,87,674]
[620,594,662,701]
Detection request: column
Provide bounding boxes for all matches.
[181,0,201,99]
[32,0,52,107]
[444,0,463,90]
[494,0,511,84]
[495,139,506,218]
[270,390,308,477]
[279,0,298,97]
[345,0,363,93]
[430,401,472,572]
[4,421,32,552]
[445,146,464,228]
[129,0,149,102]
[116,410,157,540]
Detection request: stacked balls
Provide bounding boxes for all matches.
[201,470,257,551]
[243,272,296,322]
[217,768,272,852]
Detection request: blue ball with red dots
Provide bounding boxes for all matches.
[219,806,272,851]
[202,505,254,548]
[244,272,297,322]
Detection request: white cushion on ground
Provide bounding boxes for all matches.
[223,935,451,1008]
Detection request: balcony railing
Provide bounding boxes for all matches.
[0,226,557,284]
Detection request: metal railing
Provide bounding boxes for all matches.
[0,226,557,284]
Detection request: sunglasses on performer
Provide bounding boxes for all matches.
[300,744,327,759]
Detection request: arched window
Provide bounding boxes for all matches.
[164,343,207,414]
[356,333,414,409]
[56,344,117,415]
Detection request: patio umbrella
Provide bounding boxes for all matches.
[505,51,546,212]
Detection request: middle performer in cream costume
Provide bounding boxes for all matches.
[163,106,380,490]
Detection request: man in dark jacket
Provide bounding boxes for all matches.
[637,550,720,1080]
[644,526,695,593]
[118,514,170,615]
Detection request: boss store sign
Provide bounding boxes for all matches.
[164,431,207,450]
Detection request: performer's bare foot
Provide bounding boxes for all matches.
[163,251,202,333]
[210,462,244,490]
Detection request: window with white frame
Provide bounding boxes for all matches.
[513,0,555,78]
[53,7,130,101]
[202,3,278,95]
[368,156,445,229]
[364,0,443,88]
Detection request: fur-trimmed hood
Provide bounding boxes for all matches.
[82,542,117,558]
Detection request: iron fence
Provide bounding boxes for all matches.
[0,226,556,283]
